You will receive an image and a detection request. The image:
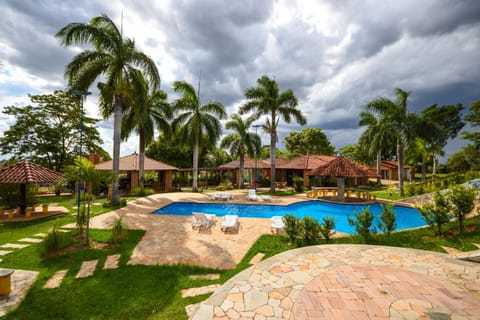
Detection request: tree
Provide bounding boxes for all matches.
[446,145,480,172]
[378,203,397,237]
[240,76,306,193]
[57,14,160,205]
[319,217,336,243]
[338,144,371,164]
[221,114,259,188]
[405,138,431,182]
[348,206,375,243]
[284,128,335,157]
[448,185,477,234]
[0,90,102,171]
[363,89,421,195]
[121,71,171,189]
[419,191,451,237]
[171,81,226,191]
[462,100,480,147]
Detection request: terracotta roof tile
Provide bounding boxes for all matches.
[0,160,63,183]
[308,157,379,177]
[277,154,337,170]
[217,158,270,170]
[95,153,178,171]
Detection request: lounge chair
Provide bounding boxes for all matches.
[271,216,285,234]
[192,212,216,230]
[260,195,272,202]
[221,214,239,232]
[248,189,257,201]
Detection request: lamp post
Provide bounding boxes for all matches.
[252,124,261,192]
[72,90,91,217]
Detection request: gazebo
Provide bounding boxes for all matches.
[95,153,178,192]
[308,157,378,201]
[0,160,63,213]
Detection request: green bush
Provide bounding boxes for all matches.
[348,206,375,243]
[131,187,155,197]
[415,184,425,195]
[302,216,320,245]
[217,179,234,190]
[284,214,302,245]
[419,192,451,237]
[448,185,477,234]
[111,217,128,244]
[42,225,66,256]
[292,177,304,193]
[378,204,397,237]
[405,184,416,196]
[319,217,336,243]
[261,176,271,188]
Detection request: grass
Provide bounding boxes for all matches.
[370,189,406,201]
[1,194,479,319]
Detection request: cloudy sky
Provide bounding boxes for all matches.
[1,0,479,162]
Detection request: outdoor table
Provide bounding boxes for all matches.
[0,269,14,295]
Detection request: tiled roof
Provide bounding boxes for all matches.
[308,157,379,177]
[380,160,412,169]
[277,154,337,170]
[217,158,270,170]
[0,160,63,183]
[95,153,178,171]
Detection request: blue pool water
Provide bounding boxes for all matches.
[152,201,426,234]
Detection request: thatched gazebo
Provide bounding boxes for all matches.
[308,157,378,201]
[0,160,63,213]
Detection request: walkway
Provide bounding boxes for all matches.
[191,244,480,319]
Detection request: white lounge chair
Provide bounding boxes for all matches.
[192,212,216,230]
[271,216,285,234]
[260,195,272,202]
[221,214,239,232]
[248,189,257,201]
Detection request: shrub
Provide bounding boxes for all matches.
[111,217,128,244]
[405,184,416,196]
[415,184,425,195]
[418,192,450,237]
[448,185,477,234]
[131,187,155,197]
[261,176,271,188]
[302,216,320,245]
[292,177,304,193]
[348,206,375,243]
[42,225,64,256]
[217,179,234,191]
[284,214,302,245]
[378,204,397,237]
[319,217,336,243]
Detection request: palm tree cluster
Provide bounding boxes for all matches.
[57,14,308,199]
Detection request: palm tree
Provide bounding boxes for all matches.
[171,81,226,192]
[240,76,306,193]
[56,14,160,205]
[121,71,171,189]
[363,88,420,196]
[221,114,260,188]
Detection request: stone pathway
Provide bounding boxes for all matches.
[43,270,68,289]
[33,233,47,238]
[189,274,221,280]
[182,284,221,298]
[0,243,30,249]
[441,245,462,255]
[18,237,43,243]
[191,245,480,319]
[0,269,39,317]
[0,250,12,256]
[103,254,121,269]
[248,252,265,264]
[75,260,98,279]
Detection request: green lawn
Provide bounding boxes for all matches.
[1,195,479,319]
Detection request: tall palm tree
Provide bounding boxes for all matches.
[121,71,171,189]
[171,81,226,192]
[56,14,160,205]
[240,75,306,193]
[363,88,420,196]
[221,114,260,188]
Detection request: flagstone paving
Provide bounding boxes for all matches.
[189,274,221,280]
[190,245,480,319]
[75,260,98,279]
[0,269,39,317]
[0,250,12,256]
[248,252,265,264]
[33,233,47,238]
[18,237,43,243]
[182,284,221,298]
[103,254,121,269]
[0,243,29,249]
[43,270,68,289]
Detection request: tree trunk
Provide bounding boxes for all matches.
[192,135,199,192]
[270,128,276,194]
[338,177,345,201]
[239,152,245,189]
[421,160,426,182]
[432,153,438,179]
[376,151,382,185]
[397,143,405,196]
[111,95,122,205]
[139,132,145,190]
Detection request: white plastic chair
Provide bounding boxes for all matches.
[192,212,216,230]
[271,216,285,234]
[248,189,257,201]
[221,214,239,232]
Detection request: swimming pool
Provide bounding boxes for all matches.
[152,201,426,234]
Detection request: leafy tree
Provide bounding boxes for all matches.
[221,114,260,188]
[446,146,480,172]
[448,185,477,234]
[348,206,375,243]
[338,144,371,164]
[0,90,102,171]
[405,138,432,182]
[171,81,226,191]
[363,89,422,195]
[419,191,451,237]
[462,100,480,147]
[319,217,336,243]
[146,133,193,169]
[284,128,335,157]
[57,14,160,205]
[302,216,320,245]
[284,214,302,245]
[121,71,171,189]
[378,203,397,237]
[240,76,306,193]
